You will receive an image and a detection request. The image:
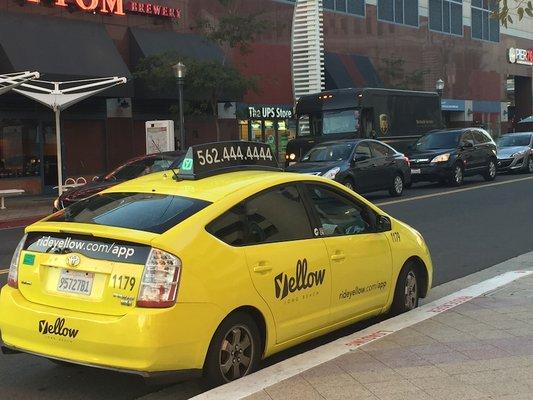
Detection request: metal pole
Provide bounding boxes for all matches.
[55,107,63,196]
[178,77,185,150]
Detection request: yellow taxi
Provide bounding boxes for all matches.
[0,141,432,386]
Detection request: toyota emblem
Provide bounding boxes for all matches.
[66,254,81,268]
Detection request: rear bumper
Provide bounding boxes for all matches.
[0,286,221,375]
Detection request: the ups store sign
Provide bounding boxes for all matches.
[25,0,182,18]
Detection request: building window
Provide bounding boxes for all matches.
[378,0,419,26]
[429,0,463,35]
[471,0,499,42]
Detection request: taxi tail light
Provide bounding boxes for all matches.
[136,248,181,308]
[8,234,27,289]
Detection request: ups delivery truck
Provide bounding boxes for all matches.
[286,88,443,163]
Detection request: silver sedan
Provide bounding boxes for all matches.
[496,132,533,173]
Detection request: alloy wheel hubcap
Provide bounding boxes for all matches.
[394,176,403,193]
[404,271,418,310]
[455,166,463,184]
[489,161,496,177]
[219,326,253,382]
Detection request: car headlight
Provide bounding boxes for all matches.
[287,153,296,161]
[431,153,451,163]
[322,167,341,180]
[510,150,527,158]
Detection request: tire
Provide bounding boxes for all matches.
[483,158,497,181]
[526,156,533,174]
[388,173,404,197]
[390,263,420,315]
[342,178,355,191]
[449,163,464,186]
[204,312,261,387]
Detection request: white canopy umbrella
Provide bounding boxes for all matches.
[0,71,40,95]
[13,77,127,195]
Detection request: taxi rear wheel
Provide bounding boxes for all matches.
[391,264,419,315]
[204,312,261,387]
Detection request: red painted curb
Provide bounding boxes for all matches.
[0,215,47,230]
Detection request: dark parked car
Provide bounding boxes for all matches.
[53,151,185,211]
[406,128,497,186]
[496,132,533,173]
[286,139,411,197]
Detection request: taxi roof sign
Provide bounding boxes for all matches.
[177,141,280,180]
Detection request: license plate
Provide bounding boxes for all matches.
[57,269,94,296]
[411,169,421,174]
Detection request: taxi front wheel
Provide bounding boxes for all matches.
[390,264,419,315]
[204,312,261,387]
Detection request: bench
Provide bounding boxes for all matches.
[0,189,25,210]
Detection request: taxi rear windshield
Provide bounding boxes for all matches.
[48,192,211,234]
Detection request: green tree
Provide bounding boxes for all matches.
[494,0,533,27]
[134,0,267,142]
[134,54,258,141]
[379,57,429,91]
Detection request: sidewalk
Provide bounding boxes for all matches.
[237,273,533,400]
[0,195,54,228]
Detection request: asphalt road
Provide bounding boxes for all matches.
[0,172,532,399]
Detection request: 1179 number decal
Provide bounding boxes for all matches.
[111,274,136,291]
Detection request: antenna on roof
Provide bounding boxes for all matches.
[150,138,180,181]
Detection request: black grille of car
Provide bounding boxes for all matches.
[410,158,432,167]
[497,159,513,168]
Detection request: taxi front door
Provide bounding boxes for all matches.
[303,183,393,324]
[241,185,331,344]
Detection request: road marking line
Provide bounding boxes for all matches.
[193,270,533,400]
[0,269,8,275]
[376,175,533,206]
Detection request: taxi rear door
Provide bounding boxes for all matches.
[302,183,393,324]
[238,185,331,344]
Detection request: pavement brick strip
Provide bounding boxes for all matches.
[190,271,533,400]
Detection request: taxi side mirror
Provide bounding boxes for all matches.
[376,215,392,232]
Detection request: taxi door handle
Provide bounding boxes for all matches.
[253,263,272,273]
[331,252,346,261]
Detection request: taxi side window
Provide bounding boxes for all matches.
[305,184,375,236]
[207,185,313,246]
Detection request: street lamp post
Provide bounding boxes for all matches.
[172,62,187,150]
[436,78,445,97]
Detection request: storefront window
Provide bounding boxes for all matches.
[239,120,249,141]
[0,120,40,179]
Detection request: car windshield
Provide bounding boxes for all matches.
[323,110,360,135]
[48,192,211,234]
[105,156,177,181]
[301,143,355,162]
[497,134,532,147]
[414,131,462,150]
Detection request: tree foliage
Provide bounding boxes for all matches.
[133,0,266,141]
[494,0,533,27]
[379,57,429,91]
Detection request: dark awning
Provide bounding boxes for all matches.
[325,52,383,90]
[129,28,224,66]
[0,12,132,97]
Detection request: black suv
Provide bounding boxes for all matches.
[406,128,497,186]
